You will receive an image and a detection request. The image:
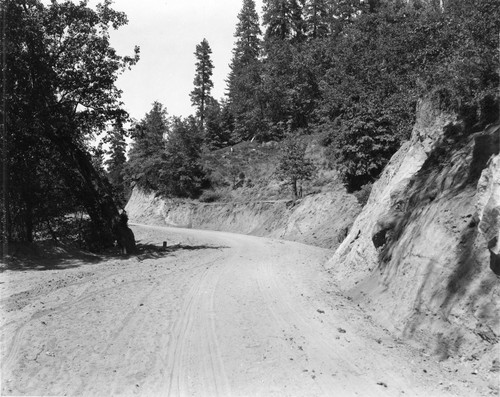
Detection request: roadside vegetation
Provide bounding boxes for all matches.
[123,0,499,203]
[2,0,139,253]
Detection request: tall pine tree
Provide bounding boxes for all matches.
[303,0,331,39]
[261,0,312,133]
[190,39,214,128]
[262,0,305,43]
[227,0,264,141]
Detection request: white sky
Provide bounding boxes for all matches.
[109,0,264,122]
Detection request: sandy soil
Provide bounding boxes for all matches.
[0,225,492,396]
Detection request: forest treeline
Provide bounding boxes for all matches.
[125,0,499,200]
[2,0,499,251]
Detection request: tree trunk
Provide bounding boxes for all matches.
[47,132,126,251]
[292,178,298,199]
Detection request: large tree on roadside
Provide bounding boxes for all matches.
[2,0,139,249]
[190,39,214,128]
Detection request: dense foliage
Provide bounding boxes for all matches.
[126,102,169,192]
[105,122,129,206]
[123,0,499,201]
[221,0,500,191]
[12,0,496,230]
[159,116,207,198]
[125,103,207,199]
[2,0,139,249]
[227,0,263,141]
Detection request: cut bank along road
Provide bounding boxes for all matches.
[1,224,472,396]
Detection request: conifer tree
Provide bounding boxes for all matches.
[227,0,264,141]
[105,122,128,206]
[126,102,168,192]
[303,0,331,38]
[159,117,207,198]
[233,0,262,64]
[262,0,305,43]
[205,98,235,149]
[261,0,313,133]
[190,39,214,128]
[276,135,315,199]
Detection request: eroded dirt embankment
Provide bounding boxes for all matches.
[126,184,360,250]
[328,99,500,382]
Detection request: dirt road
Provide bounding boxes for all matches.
[0,225,488,396]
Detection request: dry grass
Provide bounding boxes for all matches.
[201,135,339,202]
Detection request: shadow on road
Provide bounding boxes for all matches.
[1,241,227,272]
[135,242,227,261]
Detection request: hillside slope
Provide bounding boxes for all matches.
[126,185,360,250]
[126,134,362,250]
[327,99,500,381]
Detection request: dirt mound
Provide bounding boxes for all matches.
[327,99,500,385]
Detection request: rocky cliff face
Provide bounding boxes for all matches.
[327,99,500,370]
[126,184,360,250]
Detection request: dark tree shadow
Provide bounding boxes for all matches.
[370,120,500,358]
[1,240,228,272]
[133,242,228,261]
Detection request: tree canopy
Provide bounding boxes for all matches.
[190,38,214,128]
[221,0,499,191]
[126,101,169,193]
[227,0,264,141]
[2,0,139,249]
[276,135,316,199]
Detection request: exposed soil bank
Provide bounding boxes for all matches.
[126,184,360,250]
[328,99,500,387]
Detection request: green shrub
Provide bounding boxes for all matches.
[198,190,232,203]
[353,183,373,207]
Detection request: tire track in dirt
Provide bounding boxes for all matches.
[164,254,230,397]
[1,225,481,396]
[200,262,231,397]
[1,259,174,395]
[1,276,97,379]
[79,283,161,396]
